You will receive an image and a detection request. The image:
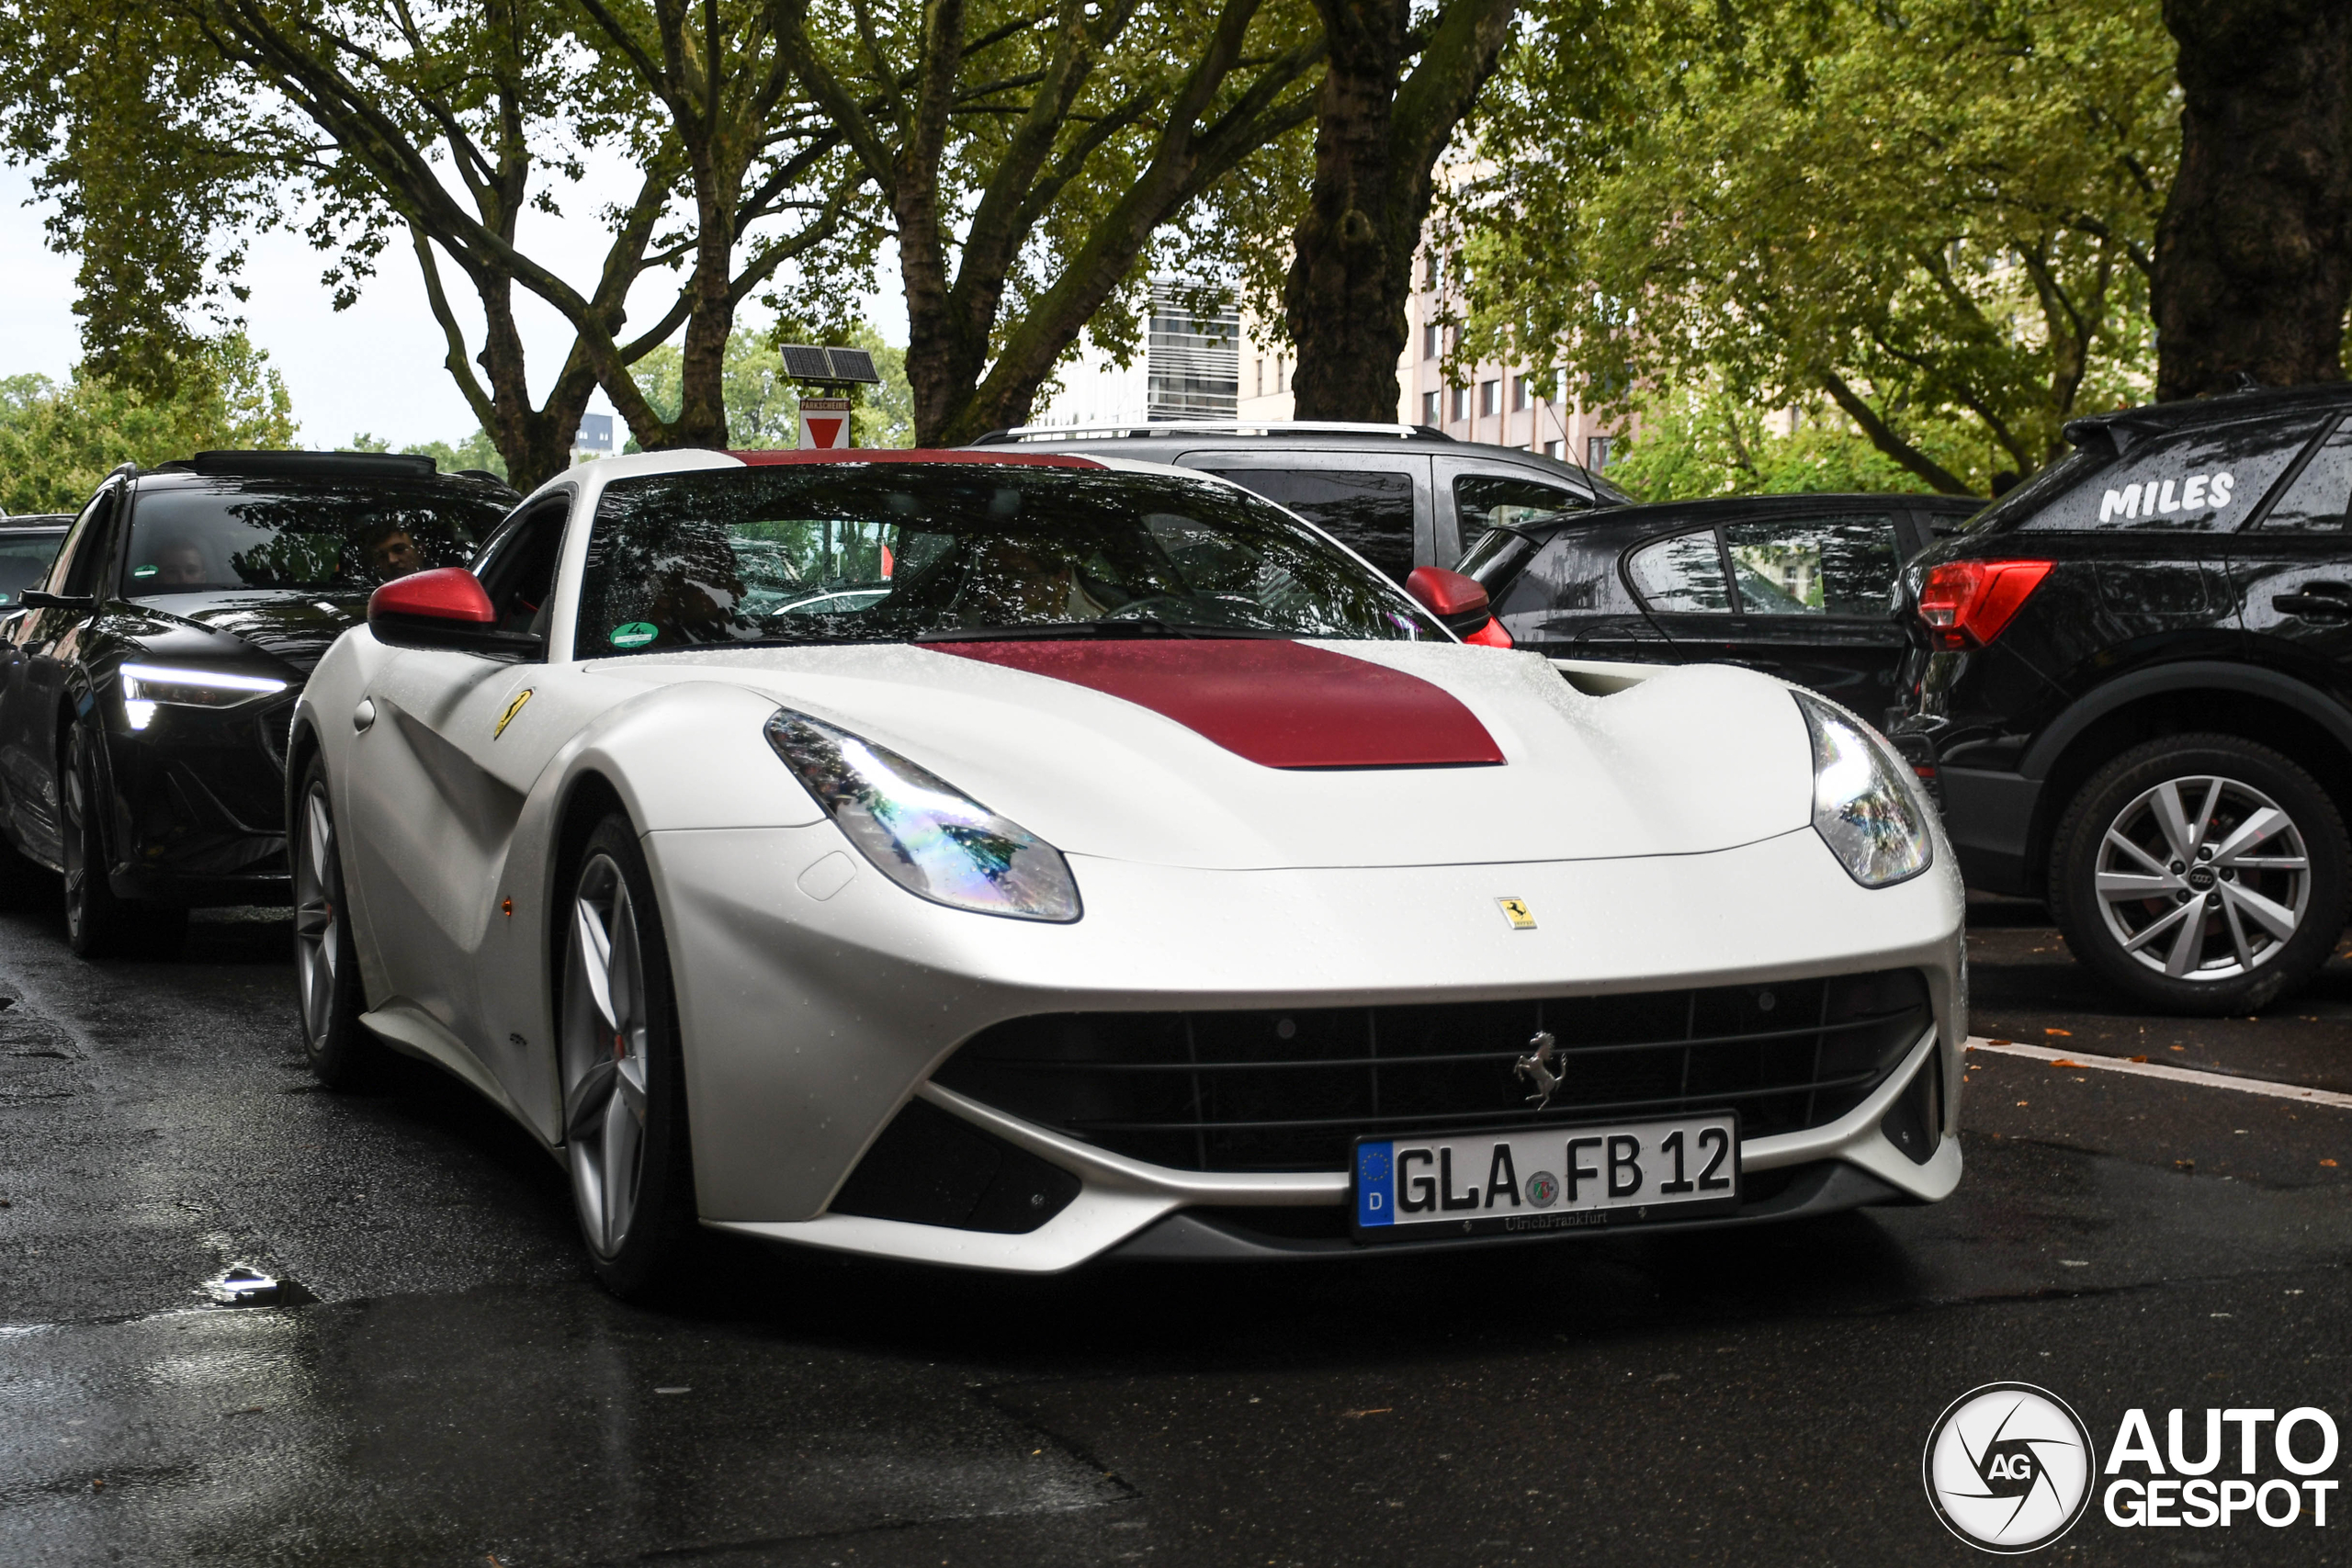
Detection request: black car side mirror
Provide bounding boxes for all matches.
[19,591,96,613]
[368,569,544,659]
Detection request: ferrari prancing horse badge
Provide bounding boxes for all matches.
[494,687,534,739]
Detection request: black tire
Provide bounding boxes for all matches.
[557,813,696,1298]
[62,724,130,957]
[2049,733,2349,1015]
[60,725,187,960]
[292,752,382,1087]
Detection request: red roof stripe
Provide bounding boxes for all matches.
[930,638,1504,769]
[728,447,1103,469]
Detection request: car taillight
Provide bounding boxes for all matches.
[1464,615,1513,649]
[1917,559,2053,649]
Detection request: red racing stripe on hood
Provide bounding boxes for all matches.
[929,639,1504,769]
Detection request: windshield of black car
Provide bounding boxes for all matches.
[121,479,507,595]
[577,463,1447,654]
[0,530,66,605]
[1956,447,2108,534]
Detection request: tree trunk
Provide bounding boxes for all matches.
[1284,0,1517,423]
[2154,0,2352,400]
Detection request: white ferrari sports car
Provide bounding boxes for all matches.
[289,447,1965,1295]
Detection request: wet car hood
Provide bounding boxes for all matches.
[125,592,372,675]
[585,640,1819,871]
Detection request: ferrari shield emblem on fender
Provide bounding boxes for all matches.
[1496,896,1535,930]
[494,687,534,739]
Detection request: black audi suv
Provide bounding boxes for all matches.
[1889,382,2352,1013]
[0,450,516,953]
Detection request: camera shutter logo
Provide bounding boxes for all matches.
[1923,1383,2094,1552]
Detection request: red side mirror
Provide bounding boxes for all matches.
[1405,566,1490,620]
[1404,566,1510,646]
[368,568,539,657]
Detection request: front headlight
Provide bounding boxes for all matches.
[763,708,1081,922]
[119,662,290,731]
[1793,691,1932,888]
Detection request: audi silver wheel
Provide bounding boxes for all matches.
[2094,773,2309,981]
[562,850,652,1258]
[293,782,341,1041]
[2052,735,2347,1016]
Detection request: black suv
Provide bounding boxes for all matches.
[0,451,516,953]
[1890,383,2352,1013]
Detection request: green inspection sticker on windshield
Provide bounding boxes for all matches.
[133,564,157,578]
[609,621,658,649]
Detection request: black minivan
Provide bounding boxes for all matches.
[1890,382,2352,1013]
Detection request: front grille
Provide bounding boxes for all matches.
[932,969,1932,1172]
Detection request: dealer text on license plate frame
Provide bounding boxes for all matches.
[1351,1112,1740,1241]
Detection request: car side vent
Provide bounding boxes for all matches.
[828,1097,1080,1233]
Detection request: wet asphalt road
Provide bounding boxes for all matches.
[5,886,2352,1566]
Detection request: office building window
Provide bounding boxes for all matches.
[1544,440,1566,460]
[1277,358,1286,392]
[1511,376,1529,412]
[1422,321,1439,361]
[1253,359,1263,398]
[1480,379,1499,417]
[1451,386,1470,422]
[1588,434,1615,470]
[1144,279,1239,419]
[1422,390,1442,425]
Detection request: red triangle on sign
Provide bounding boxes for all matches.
[808,416,846,447]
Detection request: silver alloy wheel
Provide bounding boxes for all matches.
[561,852,650,1257]
[2094,773,2311,981]
[292,783,340,1043]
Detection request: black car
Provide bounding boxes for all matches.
[1457,491,1981,708]
[0,514,74,612]
[0,451,516,953]
[1889,382,2352,1013]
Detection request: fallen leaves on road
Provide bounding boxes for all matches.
[2046,1027,2072,1036]
[2324,1160,2340,1168]
[1340,1408,1393,1418]
[2050,1059,2086,1068]
[2129,1055,2149,1063]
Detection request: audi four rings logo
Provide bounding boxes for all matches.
[1924,1383,2095,1552]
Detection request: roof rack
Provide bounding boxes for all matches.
[970,420,1455,445]
[166,450,441,479]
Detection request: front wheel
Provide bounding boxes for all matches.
[59,725,183,958]
[559,815,696,1298]
[293,753,383,1086]
[2049,734,2348,1015]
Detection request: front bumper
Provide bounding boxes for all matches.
[650,820,1967,1273]
[99,694,297,902]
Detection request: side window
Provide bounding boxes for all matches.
[2263,414,2352,531]
[1626,529,1732,614]
[2020,418,2321,533]
[1203,468,1416,580]
[1452,474,1585,563]
[1498,533,1612,617]
[46,489,116,596]
[472,499,569,637]
[1723,514,1900,616]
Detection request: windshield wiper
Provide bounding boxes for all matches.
[916,617,1295,643]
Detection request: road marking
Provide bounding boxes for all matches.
[1966,1036,2352,1110]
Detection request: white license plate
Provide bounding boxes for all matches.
[1351,1113,1740,1241]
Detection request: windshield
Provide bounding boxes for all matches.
[577,462,1446,654]
[1957,446,2108,535]
[122,479,508,595]
[0,529,66,605]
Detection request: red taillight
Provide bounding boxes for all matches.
[1464,615,1513,649]
[1917,559,2053,649]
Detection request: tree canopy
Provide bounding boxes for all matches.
[1454,0,2176,494]
[0,334,297,513]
